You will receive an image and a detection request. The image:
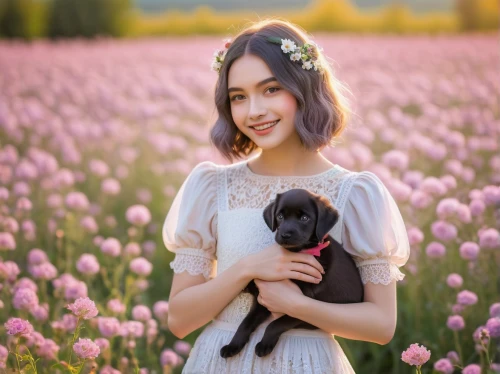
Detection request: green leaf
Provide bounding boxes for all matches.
[266,36,282,45]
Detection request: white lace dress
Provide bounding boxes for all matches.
[162,157,410,374]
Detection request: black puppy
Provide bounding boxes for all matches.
[220,188,364,358]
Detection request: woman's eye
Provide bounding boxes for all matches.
[267,87,280,94]
[230,95,244,101]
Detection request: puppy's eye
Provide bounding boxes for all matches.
[277,213,283,220]
[301,215,309,221]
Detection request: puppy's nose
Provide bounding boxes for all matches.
[280,232,292,239]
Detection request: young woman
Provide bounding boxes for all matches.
[163,18,410,373]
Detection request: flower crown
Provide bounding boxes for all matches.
[211,36,323,74]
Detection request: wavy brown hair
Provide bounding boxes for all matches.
[208,18,352,162]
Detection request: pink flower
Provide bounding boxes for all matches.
[381,150,409,170]
[80,216,98,234]
[99,365,121,374]
[65,191,90,212]
[0,260,20,281]
[129,257,153,276]
[407,227,424,246]
[160,348,182,367]
[36,339,60,360]
[98,317,121,338]
[4,317,34,337]
[0,232,16,250]
[67,297,99,319]
[124,242,141,256]
[426,242,446,258]
[469,199,485,216]
[132,305,152,322]
[447,315,465,331]
[89,159,109,177]
[76,254,100,275]
[101,178,121,195]
[436,198,459,219]
[462,364,481,374]
[401,343,431,367]
[459,242,480,261]
[431,221,457,242]
[490,303,500,318]
[153,301,169,321]
[29,262,58,280]
[479,228,499,249]
[94,338,110,351]
[100,237,121,257]
[126,205,152,227]
[13,287,39,311]
[120,321,144,338]
[486,317,500,338]
[107,298,126,314]
[457,290,478,306]
[410,190,433,209]
[27,248,48,265]
[73,338,100,359]
[446,273,463,288]
[173,340,192,356]
[433,358,454,374]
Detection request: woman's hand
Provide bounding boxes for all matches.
[254,279,304,316]
[243,243,324,284]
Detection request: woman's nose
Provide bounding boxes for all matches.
[248,98,267,120]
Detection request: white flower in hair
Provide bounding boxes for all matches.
[281,39,296,53]
[290,52,301,61]
[302,60,313,70]
[211,60,222,72]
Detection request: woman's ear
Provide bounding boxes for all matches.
[314,197,339,241]
[263,194,281,232]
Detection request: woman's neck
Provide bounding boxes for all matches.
[247,151,334,177]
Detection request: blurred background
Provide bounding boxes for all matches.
[0,0,498,39]
[0,1,499,374]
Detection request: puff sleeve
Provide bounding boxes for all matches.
[162,161,218,281]
[341,171,410,285]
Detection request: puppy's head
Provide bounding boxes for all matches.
[263,189,339,251]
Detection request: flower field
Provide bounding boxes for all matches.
[0,33,499,373]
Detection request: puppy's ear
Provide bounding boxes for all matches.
[263,194,281,232]
[315,197,339,241]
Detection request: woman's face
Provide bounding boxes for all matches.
[228,54,298,150]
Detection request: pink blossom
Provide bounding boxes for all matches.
[483,185,500,205]
[410,190,433,209]
[425,242,446,258]
[420,177,447,196]
[100,237,121,257]
[76,254,100,275]
[446,351,459,364]
[31,303,49,322]
[29,262,58,280]
[490,303,500,318]
[132,305,152,322]
[130,257,153,276]
[126,205,152,227]
[65,191,90,212]
[80,216,99,234]
[381,150,409,170]
[173,340,192,356]
[27,248,48,265]
[98,317,121,338]
[479,228,499,249]
[456,204,471,223]
[462,364,481,374]
[120,321,144,338]
[446,273,463,288]
[89,159,110,177]
[4,317,34,337]
[99,365,121,374]
[459,242,480,261]
[0,260,20,281]
[14,277,37,292]
[486,317,500,338]
[67,297,99,319]
[107,299,126,314]
[436,198,459,219]
[73,338,100,359]
[101,178,121,195]
[401,343,431,367]
[0,344,7,367]
[36,338,60,360]
[447,315,465,331]
[431,221,457,242]
[95,337,110,351]
[457,290,478,305]
[16,196,33,211]
[433,358,454,374]
[13,287,39,311]
[160,348,182,367]
[0,232,16,250]
[64,280,88,301]
[153,301,169,322]
[124,242,141,256]
[440,175,457,190]
[469,199,485,216]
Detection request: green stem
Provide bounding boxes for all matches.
[15,343,22,373]
[67,317,82,366]
[453,330,463,367]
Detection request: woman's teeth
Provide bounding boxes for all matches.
[254,120,279,130]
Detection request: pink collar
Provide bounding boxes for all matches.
[300,234,330,257]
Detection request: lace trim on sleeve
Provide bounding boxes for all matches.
[169,248,215,281]
[356,260,405,285]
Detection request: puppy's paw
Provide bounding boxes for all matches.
[220,342,245,358]
[255,340,277,357]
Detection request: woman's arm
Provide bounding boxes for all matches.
[288,281,397,345]
[168,259,252,339]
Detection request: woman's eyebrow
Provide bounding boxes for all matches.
[228,77,277,93]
